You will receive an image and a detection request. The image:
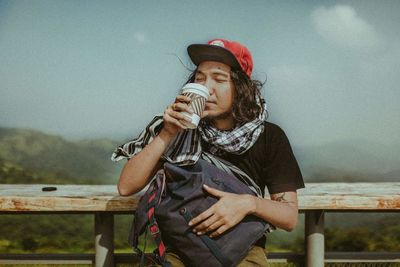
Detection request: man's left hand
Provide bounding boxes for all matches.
[188,184,256,238]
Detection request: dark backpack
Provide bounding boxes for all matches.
[129,159,268,267]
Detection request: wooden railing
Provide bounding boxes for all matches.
[1,183,400,266]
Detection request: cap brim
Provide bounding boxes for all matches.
[187,44,241,70]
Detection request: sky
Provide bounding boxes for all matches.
[1,0,400,152]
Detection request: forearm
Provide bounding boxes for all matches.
[249,195,298,231]
[118,130,174,196]
[118,95,194,196]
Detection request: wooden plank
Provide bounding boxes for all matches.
[297,182,400,210]
[0,183,399,212]
[0,184,140,212]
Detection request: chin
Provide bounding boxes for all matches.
[204,110,232,121]
[204,109,219,117]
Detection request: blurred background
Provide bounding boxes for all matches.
[0,0,399,260]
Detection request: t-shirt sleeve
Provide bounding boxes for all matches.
[264,124,305,194]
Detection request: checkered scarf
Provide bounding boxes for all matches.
[199,100,267,156]
[111,99,267,197]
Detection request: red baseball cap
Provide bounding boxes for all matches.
[187,38,253,77]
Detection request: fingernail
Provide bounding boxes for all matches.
[197,231,203,235]
[188,221,193,226]
[203,184,209,188]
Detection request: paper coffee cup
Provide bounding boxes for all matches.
[180,83,210,129]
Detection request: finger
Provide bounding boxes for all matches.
[193,214,218,233]
[176,94,191,103]
[188,207,214,227]
[165,104,176,114]
[165,108,192,123]
[209,225,229,238]
[203,184,226,198]
[195,216,224,235]
[172,102,193,114]
[163,113,189,129]
[171,103,177,111]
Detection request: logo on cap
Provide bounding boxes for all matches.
[209,40,225,47]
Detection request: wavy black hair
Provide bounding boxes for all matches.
[186,68,267,124]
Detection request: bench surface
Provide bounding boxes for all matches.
[1,183,399,212]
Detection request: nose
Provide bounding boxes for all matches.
[203,78,214,95]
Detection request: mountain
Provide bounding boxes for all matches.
[294,139,400,182]
[0,127,123,184]
[1,126,399,184]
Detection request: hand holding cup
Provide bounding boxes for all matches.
[162,95,192,137]
[162,83,209,138]
[179,83,210,128]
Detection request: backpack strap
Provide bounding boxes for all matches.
[146,176,172,267]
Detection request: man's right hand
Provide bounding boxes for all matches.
[162,95,193,138]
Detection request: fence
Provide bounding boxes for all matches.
[0,183,399,266]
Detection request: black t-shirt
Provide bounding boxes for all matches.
[202,121,304,248]
[202,121,304,196]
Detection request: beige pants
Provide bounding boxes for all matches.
[152,246,268,267]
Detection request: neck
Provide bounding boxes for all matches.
[211,117,235,131]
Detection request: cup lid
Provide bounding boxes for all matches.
[182,83,210,98]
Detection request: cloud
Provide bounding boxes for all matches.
[134,32,147,44]
[311,5,380,48]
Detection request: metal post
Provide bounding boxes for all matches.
[305,210,324,267]
[95,212,114,267]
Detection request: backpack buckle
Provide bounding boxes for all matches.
[149,222,160,236]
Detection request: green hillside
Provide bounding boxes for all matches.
[0,127,123,184]
[0,126,133,254]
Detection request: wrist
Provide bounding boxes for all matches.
[247,194,258,215]
[158,129,175,145]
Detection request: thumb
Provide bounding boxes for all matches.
[203,184,226,198]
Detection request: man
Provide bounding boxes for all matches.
[112,38,304,266]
